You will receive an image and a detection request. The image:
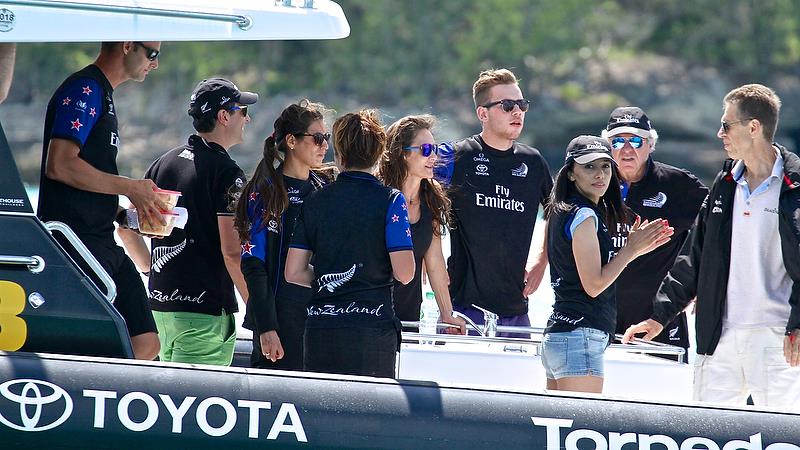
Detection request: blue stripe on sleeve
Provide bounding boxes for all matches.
[242,194,268,262]
[565,207,598,240]
[385,190,413,252]
[50,77,104,147]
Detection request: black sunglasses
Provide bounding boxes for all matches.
[134,42,160,61]
[720,118,753,133]
[227,105,248,117]
[482,98,530,112]
[298,132,331,146]
[402,143,439,157]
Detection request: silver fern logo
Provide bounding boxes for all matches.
[151,239,187,273]
[511,162,528,177]
[317,264,357,293]
[642,192,667,208]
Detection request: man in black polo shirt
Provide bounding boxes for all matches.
[119,78,256,365]
[436,69,553,336]
[603,107,707,359]
[38,42,165,360]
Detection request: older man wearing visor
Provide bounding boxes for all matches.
[602,107,707,361]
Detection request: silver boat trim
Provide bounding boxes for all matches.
[401,321,686,363]
[45,220,117,304]
[3,0,254,30]
[0,254,45,273]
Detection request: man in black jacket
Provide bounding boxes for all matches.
[603,107,707,361]
[624,84,800,409]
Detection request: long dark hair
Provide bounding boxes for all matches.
[379,114,451,236]
[234,99,329,242]
[544,160,629,228]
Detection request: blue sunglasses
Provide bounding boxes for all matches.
[610,136,644,150]
[402,143,439,157]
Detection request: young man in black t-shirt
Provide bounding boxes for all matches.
[601,107,707,360]
[119,78,256,366]
[436,69,553,336]
[38,42,165,360]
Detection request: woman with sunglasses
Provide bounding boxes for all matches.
[284,109,415,378]
[542,135,673,394]
[379,115,466,335]
[234,99,335,370]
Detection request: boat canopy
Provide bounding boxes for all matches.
[0,0,350,42]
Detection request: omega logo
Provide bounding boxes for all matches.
[0,379,73,431]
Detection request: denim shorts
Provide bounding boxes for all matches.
[541,327,610,379]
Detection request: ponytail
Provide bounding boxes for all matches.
[233,135,289,241]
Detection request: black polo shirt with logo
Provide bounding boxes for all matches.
[547,195,616,335]
[436,135,553,317]
[144,135,245,316]
[290,171,413,329]
[38,65,119,243]
[612,158,707,346]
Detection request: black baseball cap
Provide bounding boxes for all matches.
[565,135,614,164]
[188,78,258,119]
[603,106,652,138]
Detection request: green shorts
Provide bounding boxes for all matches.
[153,310,236,366]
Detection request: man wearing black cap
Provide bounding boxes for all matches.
[39,41,165,360]
[119,78,256,365]
[602,106,707,361]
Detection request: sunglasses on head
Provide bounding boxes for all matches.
[227,105,248,116]
[402,143,439,157]
[298,132,331,146]
[134,42,160,61]
[482,98,530,112]
[610,136,645,150]
[720,118,753,133]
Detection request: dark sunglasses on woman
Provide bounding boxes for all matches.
[402,143,439,157]
[610,136,644,150]
[298,132,331,146]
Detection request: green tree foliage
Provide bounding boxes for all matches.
[13,1,800,108]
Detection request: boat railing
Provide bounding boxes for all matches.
[400,321,686,363]
[45,220,117,305]
[3,0,256,30]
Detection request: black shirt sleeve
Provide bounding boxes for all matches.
[241,257,279,334]
[652,196,707,325]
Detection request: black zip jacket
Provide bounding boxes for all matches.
[652,144,800,355]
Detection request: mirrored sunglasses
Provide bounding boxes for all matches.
[299,132,331,146]
[134,42,160,61]
[227,105,248,116]
[482,98,530,112]
[610,136,644,150]
[402,143,439,157]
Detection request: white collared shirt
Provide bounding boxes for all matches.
[725,149,792,328]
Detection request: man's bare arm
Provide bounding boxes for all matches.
[0,43,16,103]
[45,138,167,227]
[218,216,249,302]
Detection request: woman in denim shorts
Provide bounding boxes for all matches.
[542,135,673,393]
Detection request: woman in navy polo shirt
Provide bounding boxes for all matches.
[542,135,672,393]
[285,109,415,377]
[234,99,335,370]
[379,114,466,334]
